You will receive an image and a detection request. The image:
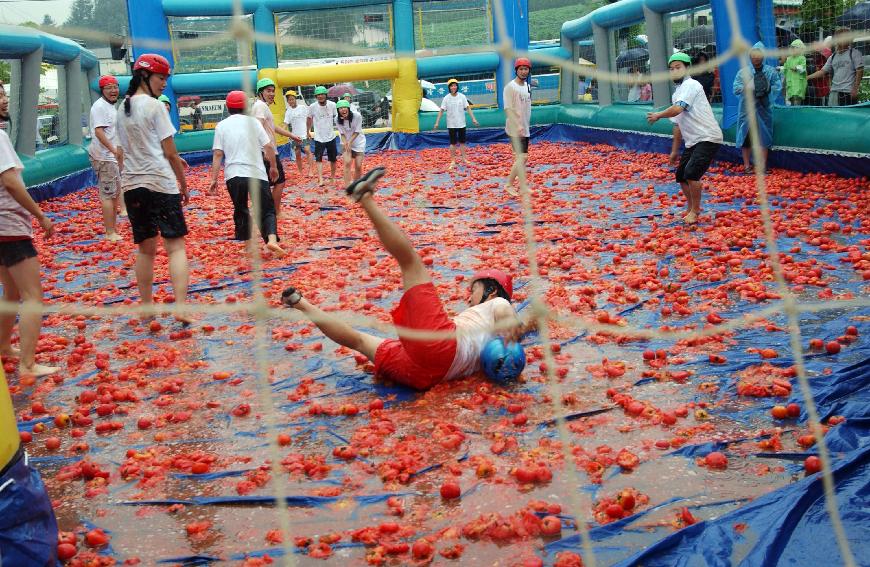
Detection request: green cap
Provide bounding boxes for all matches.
[336,100,351,109]
[343,92,353,99]
[314,86,328,95]
[256,78,276,92]
[158,94,171,107]
[668,52,692,65]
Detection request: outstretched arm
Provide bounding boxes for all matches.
[492,300,535,343]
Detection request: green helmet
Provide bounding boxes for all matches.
[336,100,351,109]
[668,52,692,66]
[314,86,328,96]
[157,94,171,108]
[256,78,276,93]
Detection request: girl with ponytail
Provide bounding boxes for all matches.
[115,54,192,324]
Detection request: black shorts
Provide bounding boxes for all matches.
[124,187,189,244]
[510,136,530,154]
[676,141,719,183]
[263,155,286,187]
[448,127,467,145]
[314,139,338,163]
[0,238,37,267]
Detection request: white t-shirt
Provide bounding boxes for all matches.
[88,97,118,163]
[308,101,337,143]
[284,104,309,139]
[116,94,178,195]
[336,112,366,153]
[0,130,32,238]
[251,99,277,147]
[213,114,270,182]
[669,77,723,147]
[441,93,470,129]
[503,79,532,137]
[444,297,512,380]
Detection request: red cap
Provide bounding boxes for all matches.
[98,75,118,89]
[471,269,513,300]
[514,57,531,70]
[133,54,171,75]
[225,90,247,109]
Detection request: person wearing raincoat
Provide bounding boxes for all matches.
[733,42,781,173]
[782,39,808,106]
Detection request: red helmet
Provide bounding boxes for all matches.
[471,269,513,300]
[133,54,171,75]
[226,90,247,109]
[98,75,118,89]
[514,57,531,71]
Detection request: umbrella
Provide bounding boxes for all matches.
[675,24,714,48]
[327,83,359,98]
[837,1,870,28]
[419,80,435,91]
[616,47,648,68]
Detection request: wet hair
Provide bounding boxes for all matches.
[227,106,243,115]
[123,71,145,116]
[337,108,358,127]
[475,278,510,303]
[696,51,709,64]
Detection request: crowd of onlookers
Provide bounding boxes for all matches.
[615,30,865,107]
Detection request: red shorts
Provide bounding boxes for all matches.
[374,282,457,390]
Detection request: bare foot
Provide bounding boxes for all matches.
[318,179,325,187]
[266,241,286,257]
[174,312,194,326]
[505,184,519,197]
[20,363,60,377]
[684,211,698,225]
[0,346,21,358]
[448,161,455,171]
[118,209,128,217]
[106,232,123,242]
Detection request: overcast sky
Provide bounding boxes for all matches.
[0,0,73,25]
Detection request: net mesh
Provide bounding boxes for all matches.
[2,0,869,565]
[413,0,493,50]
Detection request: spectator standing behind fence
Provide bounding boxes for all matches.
[694,52,716,102]
[807,29,864,106]
[806,44,831,105]
[733,42,781,174]
[782,39,808,105]
[627,66,652,102]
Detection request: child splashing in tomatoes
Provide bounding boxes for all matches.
[282,168,535,389]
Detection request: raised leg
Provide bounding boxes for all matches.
[357,192,430,291]
[293,297,383,361]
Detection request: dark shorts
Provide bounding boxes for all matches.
[676,141,719,183]
[350,150,364,159]
[0,238,37,267]
[124,187,189,244]
[314,139,338,163]
[510,136,530,154]
[448,127,467,145]
[373,282,458,390]
[263,155,286,187]
[292,139,310,153]
[0,449,60,567]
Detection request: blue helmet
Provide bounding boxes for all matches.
[480,337,526,384]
